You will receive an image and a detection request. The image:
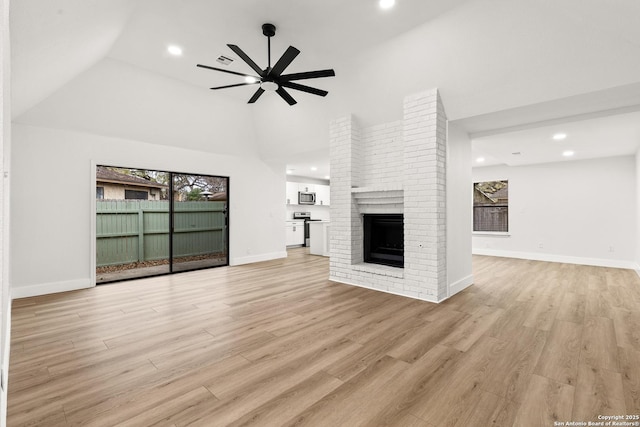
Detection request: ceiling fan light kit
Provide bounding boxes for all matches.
[197,23,335,105]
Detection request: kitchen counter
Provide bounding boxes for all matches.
[309,220,330,257]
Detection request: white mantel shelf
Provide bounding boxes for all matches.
[351,184,403,193]
[351,185,404,209]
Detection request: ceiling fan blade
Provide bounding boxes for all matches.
[210,82,259,90]
[276,87,297,105]
[227,44,265,77]
[196,64,260,79]
[269,46,300,77]
[248,88,265,103]
[280,69,335,82]
[281,82,328,97]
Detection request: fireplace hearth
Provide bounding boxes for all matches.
[363,214,404,268]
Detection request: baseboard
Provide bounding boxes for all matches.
[449,274,474,296]
[11,278,92,299]
[328,275,441,304]
[635,263,640,279]
[230,251,287,266]
[473,248,637,270]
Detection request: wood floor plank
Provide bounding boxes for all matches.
[534,319,583,386]
[487,299,534,341]
[408,336,506,424]
[482,326,548,403]
[512,374,574,427]
[586,289,615,319]
[64,355,251,425]
[90,386,216,427]
[349,344,462,425]
[522,291,562,331]
[556,291,586,324]
[572,363,625,421]
[618,346,640,413]
[439,305,504,352]
[280,355,411,427]
[8,250,640,426]
[386,308,469,363]
[579,316,619,372]
[451,390,519,427]
[611,308,640,352]
[226,371,343,427]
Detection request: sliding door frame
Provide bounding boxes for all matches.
[92,163,230,285]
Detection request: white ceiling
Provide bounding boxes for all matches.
[472,110,640,168]
[10,0,640,179]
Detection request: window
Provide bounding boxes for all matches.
[125,189,149,200]
[473,180,508,232]
[96,187,104,199]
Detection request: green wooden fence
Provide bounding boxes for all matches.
[96,200,226,267]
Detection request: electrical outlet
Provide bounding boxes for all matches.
[538,243,543,248]
[609,246,615,253]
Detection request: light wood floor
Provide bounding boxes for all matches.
[8,249,640,426]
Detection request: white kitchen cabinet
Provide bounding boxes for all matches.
[298,183,315,193]
[309,221,330,256]
[285,221,305,246]
[316,184,330,206]
[286,182,299,205]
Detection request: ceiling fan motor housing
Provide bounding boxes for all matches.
[262,23,276,37]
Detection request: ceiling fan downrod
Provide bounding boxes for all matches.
[262,23,276,70]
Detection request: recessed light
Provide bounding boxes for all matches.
[476,157,485,163]
[286,169,294,174]
[311,166,318,171]
[324,175,330,180]
[552,133,567,141]
[379,0,395,10]
[562,150,575,157]
[244,76,258,84]
[167,45,183,56]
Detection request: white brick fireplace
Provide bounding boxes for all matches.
[329,88,472,303]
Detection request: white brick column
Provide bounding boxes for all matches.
[328,90,450,303]
[329,115,361,280]
[402,89,448,300]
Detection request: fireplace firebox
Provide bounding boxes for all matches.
[363,214,404,268]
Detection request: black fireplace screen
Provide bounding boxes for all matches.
[363,214,404,268]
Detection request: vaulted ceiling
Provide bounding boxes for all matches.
[11,0,640,176]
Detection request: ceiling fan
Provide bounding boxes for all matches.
[197,23,335,106]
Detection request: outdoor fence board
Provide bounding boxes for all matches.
[473,205,508,232]
[96,200,226,267]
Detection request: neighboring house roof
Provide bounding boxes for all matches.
[474,182,508,204]
[96,166,167,190]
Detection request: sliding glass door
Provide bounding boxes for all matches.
[172,173,228,273]
[96,166,228,283]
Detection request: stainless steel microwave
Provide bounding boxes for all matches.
[298,191,316,205]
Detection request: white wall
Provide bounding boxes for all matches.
[10,123,287,298]
[446,124,473,295]
[636,150,640,274]
[15,58,260,158]
[0,0,10,421]
[473,156,636,268]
